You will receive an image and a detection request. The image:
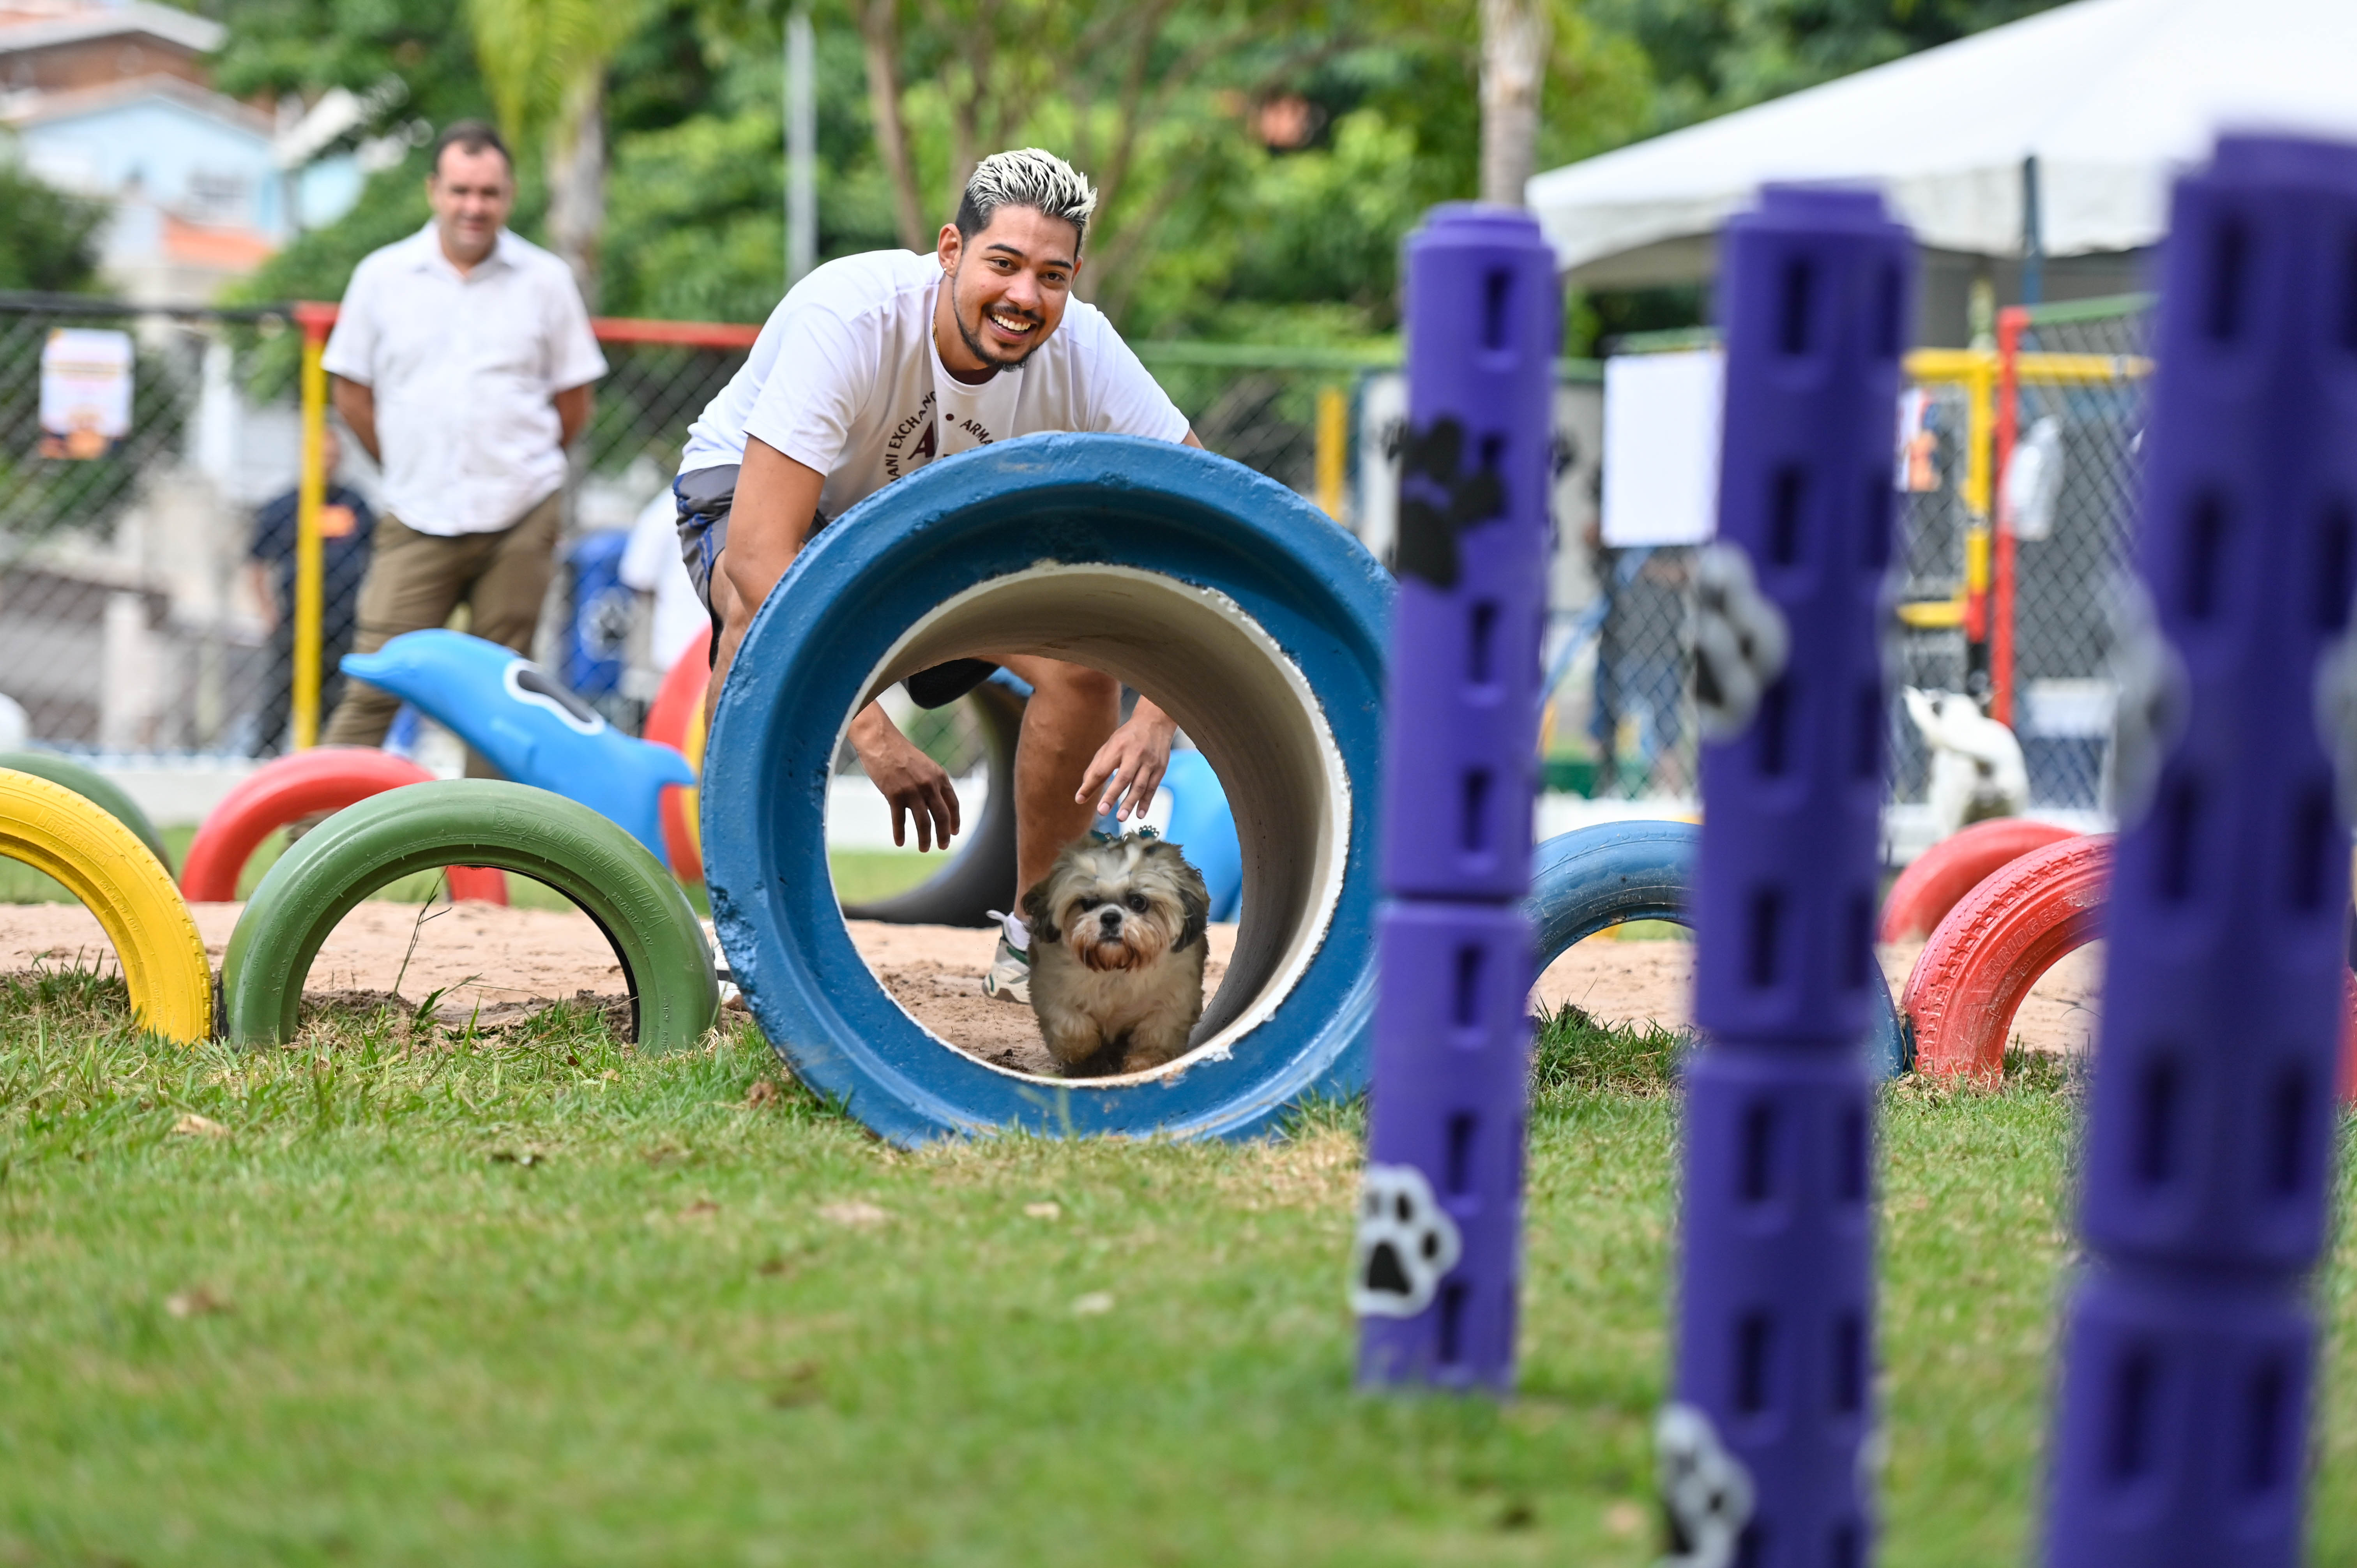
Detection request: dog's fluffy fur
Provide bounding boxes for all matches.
[1019,833,1212,1077]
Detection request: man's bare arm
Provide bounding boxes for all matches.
[553,383,594,448]
[329,376,379,462]
[1071,428,1202,817]
[711,436,961,852]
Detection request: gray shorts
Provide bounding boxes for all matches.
[674,461,993,706]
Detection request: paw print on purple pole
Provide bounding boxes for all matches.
[1671,184,1913,1568]
[1379,205,1558,904]
[2043,133,2357,1568]
[1356,204,1557,1394]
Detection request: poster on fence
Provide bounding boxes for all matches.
[1601,348,1722,547]
[39,327,133,460]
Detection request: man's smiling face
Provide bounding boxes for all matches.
[935,206,1082,376]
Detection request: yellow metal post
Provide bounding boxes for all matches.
[1314,384,1346,521]
[292,323,328,750]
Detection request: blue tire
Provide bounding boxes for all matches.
[703,434,1393,1144]
[1527,821,1909,1079]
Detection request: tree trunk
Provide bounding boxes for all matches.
[860,0,929,251]
[1479,0,1550,207]
[545,69,606,306]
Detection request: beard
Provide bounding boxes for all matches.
[950,261,1049,371]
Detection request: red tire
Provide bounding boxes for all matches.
[643,626,711,883]
[181,748,507,905]
[1878,817,2081,943]
[1903,835,2112,1082]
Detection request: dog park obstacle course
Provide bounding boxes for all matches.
[223,779,717,1049]
[1900,833,2110,1080]
[341,630,696,865]
[2041,134,2357,1567]
[1874,814,2078,943]
[0,750,170,867]
[1668,185,1914,1564]
[1352,205,1557,1392]
[702,433,1390,1143]
[180,747,509,905]
[0,766,212,1042]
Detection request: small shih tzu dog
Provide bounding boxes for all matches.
[1019,831,1212,1077]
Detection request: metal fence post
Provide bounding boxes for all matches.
[292,302,334,751]
[2042,132,2357,1568]
[1663,185,1912,1568]
[1315,383,1347,521]
[1352,203,1557,1392]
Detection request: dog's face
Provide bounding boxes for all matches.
[1021,834,1209,975]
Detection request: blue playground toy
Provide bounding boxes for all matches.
[342,629,694,864]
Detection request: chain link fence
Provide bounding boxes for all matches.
[1999,295,2152,812]
[0,298,756,758]
[1538,343,1986,810]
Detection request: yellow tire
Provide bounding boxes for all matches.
[0,767,212,1042]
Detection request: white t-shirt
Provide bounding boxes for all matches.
[323,226,608,537]
[620,486,710,668]
[680,251,1187,519]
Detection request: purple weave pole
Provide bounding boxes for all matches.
[2041,133,2357,1568]
[1666,186,1914,1566]
[1352,204,1558,1391]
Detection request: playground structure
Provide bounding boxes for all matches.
[338,630,695,865]
[0,767,210,1043]
[701,434,1389,1143]
[1673,185,1912,1562]
[0,133,2351,1568]
[180,747,509,905]
[219,780,716,1051]
[1354,205,1558,1391]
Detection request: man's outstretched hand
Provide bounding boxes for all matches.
[1078,703,1180,822]
[849,703,961,851]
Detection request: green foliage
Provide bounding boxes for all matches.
[210,0,492,127]
[1594,0,2076,127]
[209,0,2071,345]
[0,156,105,294]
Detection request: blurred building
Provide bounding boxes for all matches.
[0,0,371,304]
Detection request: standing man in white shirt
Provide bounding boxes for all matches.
[318,120,610,771]
[676,147,1201,1002]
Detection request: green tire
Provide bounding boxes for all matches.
[0,750,170,868]
[223,779,718,1049]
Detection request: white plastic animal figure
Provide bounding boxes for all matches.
[1903,687,2030,840]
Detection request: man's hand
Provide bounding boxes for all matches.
[1077,699,1180,821]
[849,703,961,852]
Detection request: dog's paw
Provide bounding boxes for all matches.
[1655,1402,1756,1568]
[1349,1163,1462,1318]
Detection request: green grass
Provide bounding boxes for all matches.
[1,975,2353,1565]
[1,831,939,914]
[826,847,950,905]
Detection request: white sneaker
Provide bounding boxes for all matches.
[983,931,1030,1005]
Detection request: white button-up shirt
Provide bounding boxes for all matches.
[322,225,608,536]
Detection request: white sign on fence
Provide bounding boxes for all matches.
[1601,348,1723,547]
[39,327,133,460]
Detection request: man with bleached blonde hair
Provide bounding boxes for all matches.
[676,148,1202,1003]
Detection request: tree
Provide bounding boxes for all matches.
[0,157,105,293]
[465,0,664,302]
[848,0,1353,324]
[1479,0,1550,205]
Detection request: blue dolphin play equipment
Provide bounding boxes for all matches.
[342,629,694,863]
[695,433,1906,1146]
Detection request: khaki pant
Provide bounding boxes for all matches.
[321,491,562,776]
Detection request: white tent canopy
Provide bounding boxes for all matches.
[1528,0,2357,282]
